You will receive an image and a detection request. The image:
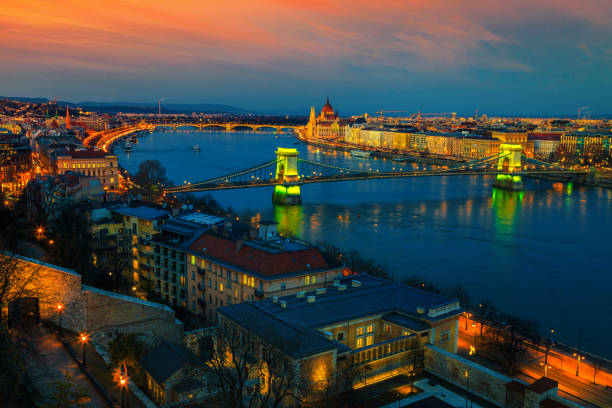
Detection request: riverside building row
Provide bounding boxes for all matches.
[305,99,612,161]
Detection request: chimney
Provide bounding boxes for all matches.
[280,300,287,309]
[236,240,244,252]
[416,306,426,315]
[351,280,362,288]
[272,296,279,303]
[296,291,305,298]
[337,284,347,291]
[307,295,316,303]
[316,288,326,295]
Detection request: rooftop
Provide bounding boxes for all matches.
[57,148,114,159]
[188,233,331,278]
[176,212,224,226]
[218,274,461,359]
[113,205,169,221]
[140,341,200,385]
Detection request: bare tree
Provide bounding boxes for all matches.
[207,325,300,408]
[0,253,40,321]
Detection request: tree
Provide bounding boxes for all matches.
[93,230,132,293]
[0,253,40,321]
[132,160,170,201]
[47,207,96,284]
[108,333,145,377]
[482,314,539,374]
[208,325,300,408]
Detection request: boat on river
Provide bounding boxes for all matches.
[350,149,370,158]
[193,144,201,152]
[123,142,133,152]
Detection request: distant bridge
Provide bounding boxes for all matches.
[164,145,586,204]
[145,121,300,132]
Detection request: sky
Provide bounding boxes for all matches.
[1,0,611,116]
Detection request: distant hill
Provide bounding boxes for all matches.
[0,96,247,114]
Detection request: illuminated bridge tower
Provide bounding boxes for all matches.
[273,148,302,205]
[493,144,524,191]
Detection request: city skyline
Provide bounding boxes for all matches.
[1,0,611,115]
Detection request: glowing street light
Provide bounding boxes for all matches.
[80,333,89,368]
[57,304,64,336]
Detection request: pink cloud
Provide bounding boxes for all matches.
[0,0,609,76]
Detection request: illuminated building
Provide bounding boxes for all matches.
[187,222,344,323]
[0,137,32,199]
[55,149,119,189]
[113,205,170,283]
[217,274,461,401]
[150,212,224,311]
[65,105,71,130]
[306,97,347,141]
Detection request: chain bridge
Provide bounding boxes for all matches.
[163,145,585,205]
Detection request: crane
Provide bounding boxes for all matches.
[374,109,411,123]
[577,106,590,119]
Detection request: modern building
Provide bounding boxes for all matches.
[217,274,462,400]
[187,223,345,323]
[55,148,119,189]
[112,205,170,284]
[150,212,224,311]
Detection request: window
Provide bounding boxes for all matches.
[191,255,195,265]
[281,282,286,290]
[243,274,248,285]
[220,283,223,292]
[191,271,195,280]
[192,287,195,295]
[367,324,374,334]
[337,331,345,341]
[384,324,391,334]
[402,330,409,336]
[356,327,364,336]
[312,275,316,284]
[440,330,450,343]
[208,278,212,288]
[356,337,364,348]
[180,276,185,286]
[366,334,373,346]
[305,276,310,285]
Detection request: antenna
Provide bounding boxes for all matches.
[158,100,161,116]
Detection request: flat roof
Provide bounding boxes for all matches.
[113,205,169,220]
[176,212,224,226]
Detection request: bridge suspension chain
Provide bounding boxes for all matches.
[520,155,575,171]
[165,159,280,192]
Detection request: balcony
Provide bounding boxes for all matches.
[351,334,417,366]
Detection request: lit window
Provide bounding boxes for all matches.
[220,283,223,292]
[72,164,75,169]
[367,324,374,334]
[312,275,316,284]
[402,330,409,336]
[366,334,373,346]
[356,337,364,348]
[63,163,67,168]
[440,330,450,343]
[356,327,364,336]
[180,276,185,286]
[191,256,195,265]
[305,276,310,285]
[243,274,247,285]
[337,332,344,341]
[110,178,114,183]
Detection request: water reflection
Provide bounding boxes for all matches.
[491,187,524,235]
[274,205,304,237]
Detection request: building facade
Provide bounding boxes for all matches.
[55,149,119,189]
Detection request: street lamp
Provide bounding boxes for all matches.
[57,304,63,337]
[80,333,89,368]
[115,368,129,408]
[464,370,471,408]
[544,329,554,377]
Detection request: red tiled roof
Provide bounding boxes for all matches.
[60,149,109,158]
[527,377,558,394]
[188,234,331,277]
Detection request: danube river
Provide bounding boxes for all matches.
[117,129,612,358]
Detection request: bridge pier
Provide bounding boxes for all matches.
[492,144,524,191]
[273,148,302,205]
